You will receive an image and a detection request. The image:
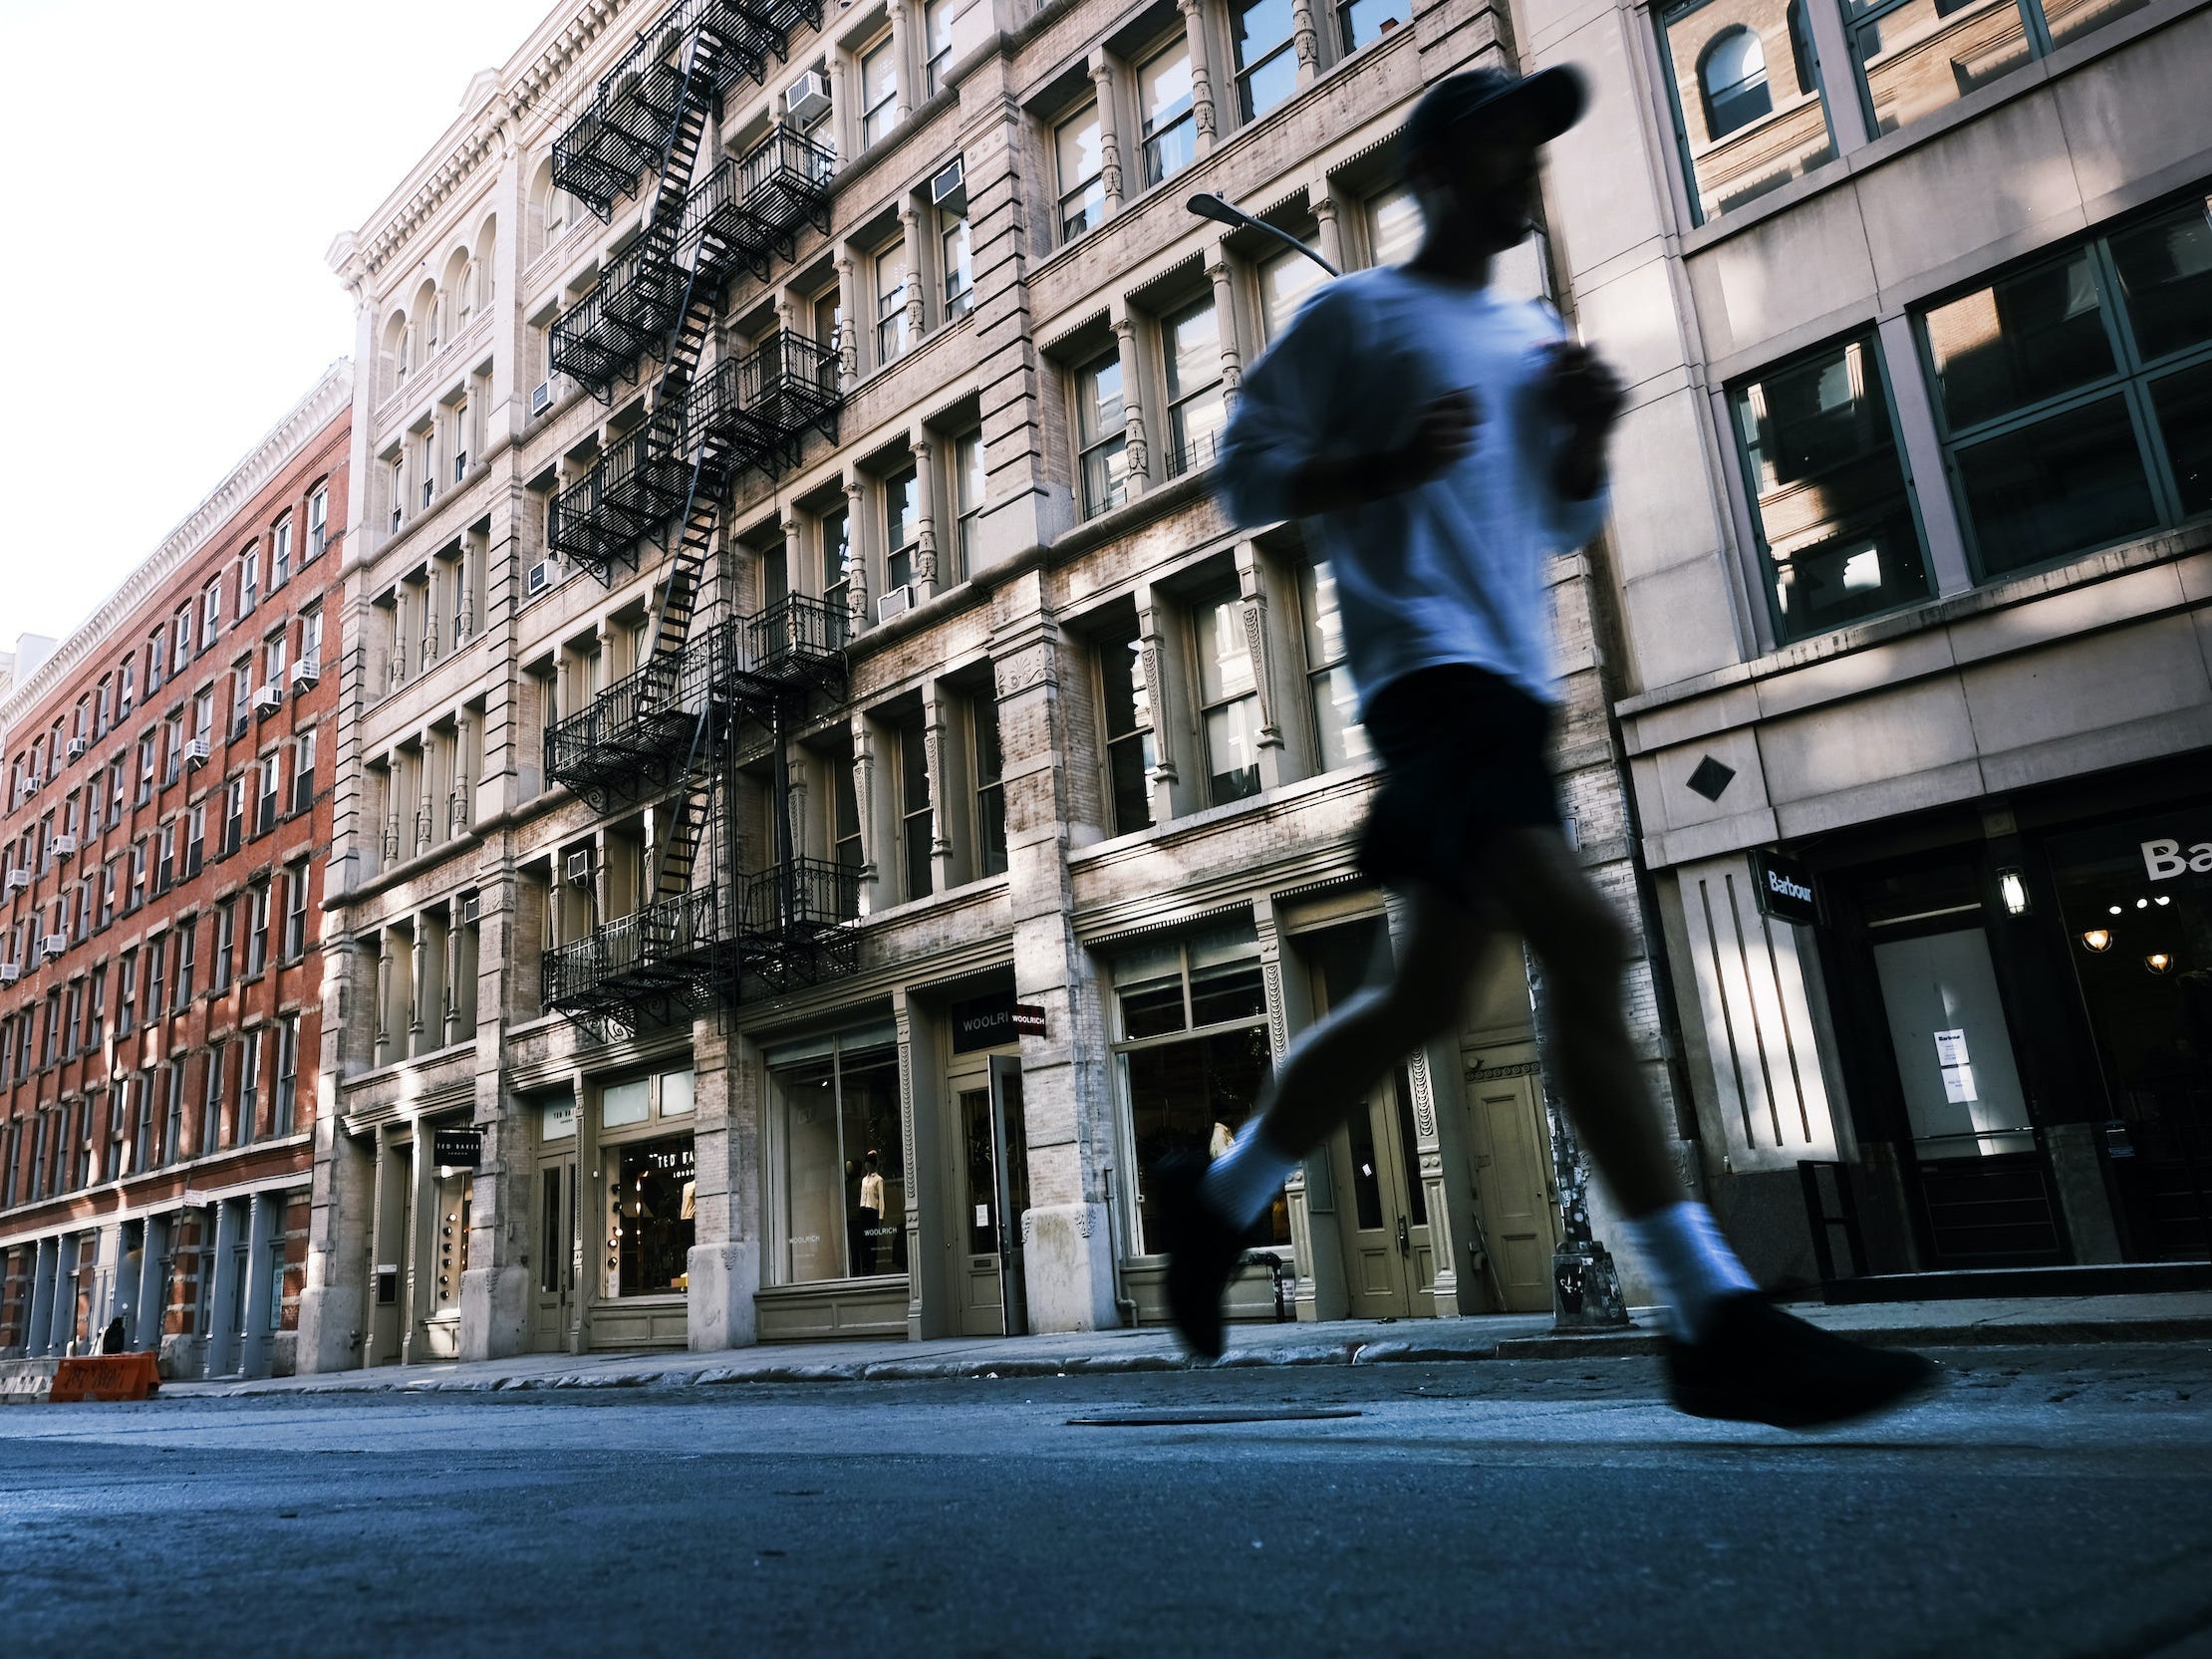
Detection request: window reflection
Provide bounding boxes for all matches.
[1660,0,1834,221]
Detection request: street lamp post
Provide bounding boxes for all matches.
[1186,192,1341,278]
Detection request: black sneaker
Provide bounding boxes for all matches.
[1664,1294,1940,1429]
[1156,1153,1245,1362]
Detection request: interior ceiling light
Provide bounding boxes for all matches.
[2145,953,2174,974]
[2137,898,2150,909]
[2081,928,2114,953]
[2109,905,2124,915]
[2156,896,2172,906]
[1998,870,2029,916]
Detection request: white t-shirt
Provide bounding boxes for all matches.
[1219,265,1608,711]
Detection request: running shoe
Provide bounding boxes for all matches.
[1665,1293,1940,1429]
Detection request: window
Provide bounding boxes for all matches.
[263,632,287,692]
[221,774,244,857]
[1367,184,1421,267]
[1163,298,1228,476]
[973,691,1007,878]
[117,951,138,1037]
[246,882,271,977]
[292,728,317,814]
[1097,617,1156,834]
[1842,0,2143,139]
[154,820,175,894]
[925,0,958,91]
[1055,105,1106,240]
[175,605,197,667]
[1231,0,1297,122]
[271,513,293,588]
[255,753,281,837]
[193,687,214,743]
[146,629,167,694]
[1112,925,1279,1254]
[884,467,921,593]
[163,716,183,786]
[145,934,166,1019]
[175,919,196,1006]
[99,858,117,928]
[119,659,135,718]
[1075,351,1129,517]
[389,455,405,533]
[1138,41,1197,188]
[1338,0,1406,51]
[860,34,899,146]
[128,838,146,911]
[137,735,155,805]
[184,803,204,879]
[1920,199,2212,577]
[301,606,324,672]
[201,1042,224,1154]
[273,1015,299,1137]
[1730,331,1927,642]
[876,243,911,363]
[1259,245,1328,341]
[307,484,329,560]
[239,545,259,619]
[163,1064,185,1167]
[283,860,309,962]
[238,1030,261,1145]
[202,580,223,649]
[1194,586,1263,805]
[768,1033,906,1283]
[899,714,934,901]
[83,966,104,1049]
[1659,0,1832,222]
[831,745,865,905]
[821,505,852,618]
[955,428,985,568]
[942,212,972,320]
[213,899,235,992]
[1298,561,1368,771]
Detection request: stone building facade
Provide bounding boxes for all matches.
[1527,0,2212,1274]
[0,366,350,1376]
[299,0,1690,1369]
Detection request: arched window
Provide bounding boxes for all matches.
[1700,26,1772,139]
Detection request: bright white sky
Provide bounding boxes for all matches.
[0,0,555,653]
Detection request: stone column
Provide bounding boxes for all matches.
[911,428,941,597]
[825,53,850,162]
[408,921,428,1055]
[900,201,927,346]
[298,1120,373,1373]
[1178,0,1220,153]
[1233,542,1287,789]
[834,246,859,389]
[686,1017,758,1349]
[850,712,882,916]
[202,1204,243,1377]
[1311,191,1344,273]
[1111,312,1150,494]
[402,1131,436,1363]
[373,932,394,1068]
[134,1212,172,1352]
[843,473,871,636]
[26,1235,58,1357]
[920,679,957,895]
[1134,585,1184,824]
[1292,0,1322,81]
[888,0,915,122]
[1091,57,1124,214]
[1207,250,1244,415]
[443,914,465,1047]
[237,1191,277,1378]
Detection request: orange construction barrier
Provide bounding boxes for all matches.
[49,1351,160,1403]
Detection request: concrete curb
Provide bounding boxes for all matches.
[148,1310,2212,1402]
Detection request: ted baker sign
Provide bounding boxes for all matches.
[2143,837,2212,879]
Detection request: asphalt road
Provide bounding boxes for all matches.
[3,1344,2209,1659]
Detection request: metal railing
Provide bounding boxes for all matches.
[549,241,691,396]
[681,125,838,288]
[738,856,861,936]
[543,632,715,796]
[742,592,849,683]
[551,423,693,567]
[541,883,722,1012]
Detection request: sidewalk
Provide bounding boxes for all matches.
[150,1289,2212,1401]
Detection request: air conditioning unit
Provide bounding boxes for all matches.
[290,661,320,691]
[531,381,553,416]
[459,892,481,925]
[50,834,77,861]
[0,962,16,984]
[786,69,832,127]
[66,737,87,761]
[21,774,39,798]
[526,559,559,598]
[877,584,916,623]
[564,850,594,888]
[930,155,967,213]
[184,737,212,770]
[40,934,65,959]
[254,685,284,715]
[4,868,28,894]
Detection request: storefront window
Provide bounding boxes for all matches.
[1111,922,1283,1254]
[612,1135,693,1297]
[771,1031,909,1282]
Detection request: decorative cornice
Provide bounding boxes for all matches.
[336,0,638,284]
[0,361,353,733]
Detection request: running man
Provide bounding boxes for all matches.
[1168,65,1936,1428]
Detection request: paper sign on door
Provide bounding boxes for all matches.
[1942,1063,1978,1104]
[1934,1028,1970,1067]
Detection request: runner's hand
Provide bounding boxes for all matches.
[1543,342,1624,435]
[1383,391,1481,492]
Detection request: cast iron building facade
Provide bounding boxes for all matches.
[1525,0,2212,1273]
[0,367,350,1376]
[303,0,1689,1368]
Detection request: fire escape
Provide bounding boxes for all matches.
[539,0,854,1041]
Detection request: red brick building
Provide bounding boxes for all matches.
[0,364,349,1377]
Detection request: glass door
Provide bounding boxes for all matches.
[954,1056,1031,1336]
[532,1154,577,1352]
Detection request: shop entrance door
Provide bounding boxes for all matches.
[1873,926,2070,1266]
[365,1135,415,1367]
[1464,1072,1560,1311]
[1329,1064,1432,1319]
[531,1152,578,1352]
[952,1055,1030,1336]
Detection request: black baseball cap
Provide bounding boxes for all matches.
[1404,65,1588,160]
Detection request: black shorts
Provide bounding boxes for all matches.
[1356,665,1561,910]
